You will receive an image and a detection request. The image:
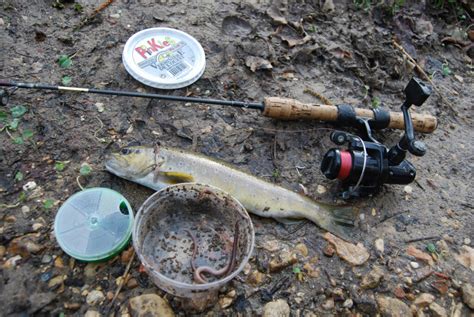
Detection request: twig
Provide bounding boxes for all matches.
[94,0,114,14]
[76,175,84,190]
[109,249,135,309]
[75,0,115,30]
[405,236,439,243]
[392,40,458,115]
[0,202,21,209]
[303,88,333,105]
[375,209,409,226]
[262,127,334,134]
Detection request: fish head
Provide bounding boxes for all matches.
[105,146,156,180]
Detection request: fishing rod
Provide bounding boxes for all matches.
[0,79,437,133]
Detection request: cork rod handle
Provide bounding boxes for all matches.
[263,97,437,133]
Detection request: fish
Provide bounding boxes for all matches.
[105,145,357,240]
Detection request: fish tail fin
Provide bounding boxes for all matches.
[321,205,358,241]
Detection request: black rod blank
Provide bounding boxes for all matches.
[0,80,265,111]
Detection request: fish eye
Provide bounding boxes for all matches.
[121,148,131,155]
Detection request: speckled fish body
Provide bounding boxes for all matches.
[105,145,355,239]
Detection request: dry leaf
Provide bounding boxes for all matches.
[245,56,273,72]
[323,232,369,265]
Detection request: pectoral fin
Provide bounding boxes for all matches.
[158,171,194,184]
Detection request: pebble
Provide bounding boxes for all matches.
[84,310,101,317]
[269,251,298,272]
[121,247,134,263]
[429,302,447,317]
[40,271,53,282]
[410,261,420,269]
[3,255,22,268]
[247,270,265,286]
[404,185,413,194]
[342,298,353,308]
[406,245,434,266]
[106,291,114,301]
[0,18,4,26]
[32,223,43,231]
[464,237,471,245]
[86,290,105,306]
[263,299,290,317]
[303,262,320,278]
[295,243,308,257]
[126,278,138,289]
[48,275,65,288]
[54,257,64,268]
[375,238,384,254]
[21,206,30,214]
[323,243,335,257]
[5,215,16,222]
[376,296,411,317]
[23,181,37,191]
[129,294,175,317]
[461,283,474,309]
[64,303,81,311]
[95,103,105,113]
[219,296,234,309]
[0,245,5,257]
[414,293,435,307]
[41,254,52,264]
[316,185,327,194]
[322,298,335,310]
[360,266,384,289]
[393,286,406,299]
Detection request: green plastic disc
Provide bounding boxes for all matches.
[54,188,134,262]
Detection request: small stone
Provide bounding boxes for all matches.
[461,283,474,309]
[40,271,53,282]
[342,298,353,308]
[54,257,64,268]
[41,254,52,264]
[360,266,384,289]
[414,293,435,307]
[455,245,474,271]
[323,243,335,257]
[454,75,463,83]
[442,234,454,244]
[129,294,174,317]
[429,302,447,317]
[376,296,411,317]
[375,238,384,254]
[106,291,114,301]
[121,247,134,263]
[86,290,105,306]
[95,103,105,113]
[261,239,282,252]
[322,0,335,12]
[64,302,81,310]
[32,223,43,231]
[407,245,434,266]
[303,262,320,278]
[413,266,433,283]
[393,286,406,299]
[247,270,265,286]
[263,299,290,317]
[219,296,234,309]
[243,263,251,275]
[464,237,471,245]
[269,251,298,272]
[0,245,5,258]
[4,215,16,222]
[84,310,101,317]
[295,243,308,257]
[48,275,65,288]
[126,278,138,289]
[322,298,335,310]
[3,255,22,268]
[410,261,420,269]
[316,185,327,194]
[21,206,30,214]
[404,185,413,194]
[110,13,120,19]
[0,18,4,26]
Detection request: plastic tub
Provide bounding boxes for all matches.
[133,183,254,308]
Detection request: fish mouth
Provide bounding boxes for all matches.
[105,154,129,178]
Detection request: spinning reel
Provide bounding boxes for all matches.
[321,78,432,198]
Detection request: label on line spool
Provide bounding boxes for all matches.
[123,27,206,89]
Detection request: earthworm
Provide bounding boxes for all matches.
[185,221,240,284]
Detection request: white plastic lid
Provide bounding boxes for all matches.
[122,27,206,89]
[54,188,134,262]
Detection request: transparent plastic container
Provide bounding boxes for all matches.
[54,188,133,262]
[133,183,254,309]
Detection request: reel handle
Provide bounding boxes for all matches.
[262,97,437,133]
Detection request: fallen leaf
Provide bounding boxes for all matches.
[245,56,272,72]
[323,232,369,265]
[266,7,287,25]
[280,34,312,48]
[455,245,474,271]
[407,245,434,266]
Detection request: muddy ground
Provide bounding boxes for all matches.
[0,0,473,316]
